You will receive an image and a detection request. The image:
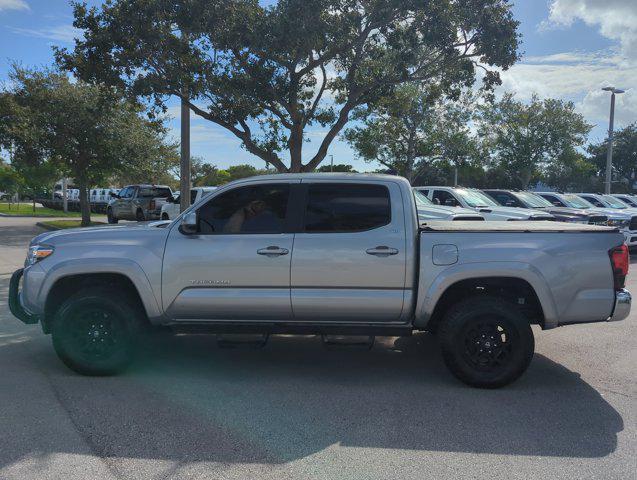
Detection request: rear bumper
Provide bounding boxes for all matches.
[609,289,631,322]
[8,268,39,324]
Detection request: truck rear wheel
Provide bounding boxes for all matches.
[438,296,534,388]
[51,288,142,376]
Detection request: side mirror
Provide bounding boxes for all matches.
[444,198,457,207]
[552,201,561,207]
[505,200,516,207]
[179,211,198,235]
[109,192,119,199]
[166,195,175,203]
[433,198,441,205]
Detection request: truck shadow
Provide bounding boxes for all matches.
[3,330,622,468]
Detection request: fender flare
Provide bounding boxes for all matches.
[415,261,559,329]
[39,258,163,321]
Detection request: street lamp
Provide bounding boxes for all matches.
[329,154,334,172]
[602,86,625,194]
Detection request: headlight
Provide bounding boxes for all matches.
[25,245,54,266]
[608,219,630,228]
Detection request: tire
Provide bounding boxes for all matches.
[438,296,534,389]
[161,213,169,220]
[136,209,145,222]
[107,209,118,224]
[51,288,143,376]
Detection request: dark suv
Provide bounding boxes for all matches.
[107,184,172,223]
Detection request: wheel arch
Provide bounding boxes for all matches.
[40,260,163,332]
[415,264,558,331]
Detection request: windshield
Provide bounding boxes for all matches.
[601,195,629,209]
[413,190,434,207]
[515,192,553,207]
[563,194,594,209]
[455,189,498,208]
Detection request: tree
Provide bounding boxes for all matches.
[316,163,358,172]
[477,93,592,189]
[344,84,478,182]
[587,123,637,193]
[0,162,23,204]
[57,0,520,173]
[542,148,599,192]
[1,67,177,226]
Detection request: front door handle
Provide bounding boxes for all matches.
[366,246,399,257]
[257,246,289,257]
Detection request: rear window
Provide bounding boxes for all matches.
[303,183,391,233]
[138,187,171,198]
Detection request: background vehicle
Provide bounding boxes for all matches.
[413,189,484,222]
[483,189,607,224]
[161,186,217,220]
[416,186,555,221]
[106,184,172,223]
[611,194,637,208]
[10,174,630,388]
[537,192,636,247]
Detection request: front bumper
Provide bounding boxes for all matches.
[8,268,39,324]
[609,289,631,322]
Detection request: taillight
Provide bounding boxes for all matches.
[149,200,156,210]
[609,244,629,290]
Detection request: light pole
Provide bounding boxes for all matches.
[602,86,625,194]
[329,154,334,172]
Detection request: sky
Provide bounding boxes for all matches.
[1,0,635,172]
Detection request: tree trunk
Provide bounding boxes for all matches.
[405,131,417,184]
[32,195,35,212]
[78,182,91,227]
[289,124,303,173]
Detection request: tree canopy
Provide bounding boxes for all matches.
[344,84,478,182]
[57,0,520,173]
[0,67,178,225]
[477,93,592,189]
[588,123,637,193]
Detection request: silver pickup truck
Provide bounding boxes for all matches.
[9,174,632,388]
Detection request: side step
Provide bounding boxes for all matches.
[216,333,269,349]
[321,335,375,350]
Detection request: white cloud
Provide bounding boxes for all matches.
[496,50,637,130]
[0,0,29,12]
[9,24,82,43]
[545,0,637,62]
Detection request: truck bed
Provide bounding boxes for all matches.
[420,220,616,233]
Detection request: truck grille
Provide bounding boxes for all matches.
[588,215,608,225]
[631,216,637,231]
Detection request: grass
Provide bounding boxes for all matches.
[39,220,106,230]
[0,202,82,217]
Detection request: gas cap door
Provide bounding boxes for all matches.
[432,244,458,266]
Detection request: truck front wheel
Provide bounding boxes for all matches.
[51,288,142,376]
[438,296,534,388]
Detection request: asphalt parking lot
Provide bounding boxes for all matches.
[0,216,635,480]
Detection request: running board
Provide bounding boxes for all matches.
[216,333,269,349]
[321,335,375,350]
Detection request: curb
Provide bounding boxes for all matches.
[35,222,62,231]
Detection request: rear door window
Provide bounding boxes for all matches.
[303,183,391,233]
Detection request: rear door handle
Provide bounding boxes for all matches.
[366,246,399,257]
[257,246,289,257]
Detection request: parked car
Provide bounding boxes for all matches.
[482,189,608,224]
[416,186,555,221]
[536,192,636,247]
[413,189,484,222]
[610,194,637,208]
[573,194,637,248]
[161,187,217,220]
[10,174,631,388]
[106,184,172,223]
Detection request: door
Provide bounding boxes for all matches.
[162,181,296,321]
[290,181,407,323]
[112,186,131,217]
